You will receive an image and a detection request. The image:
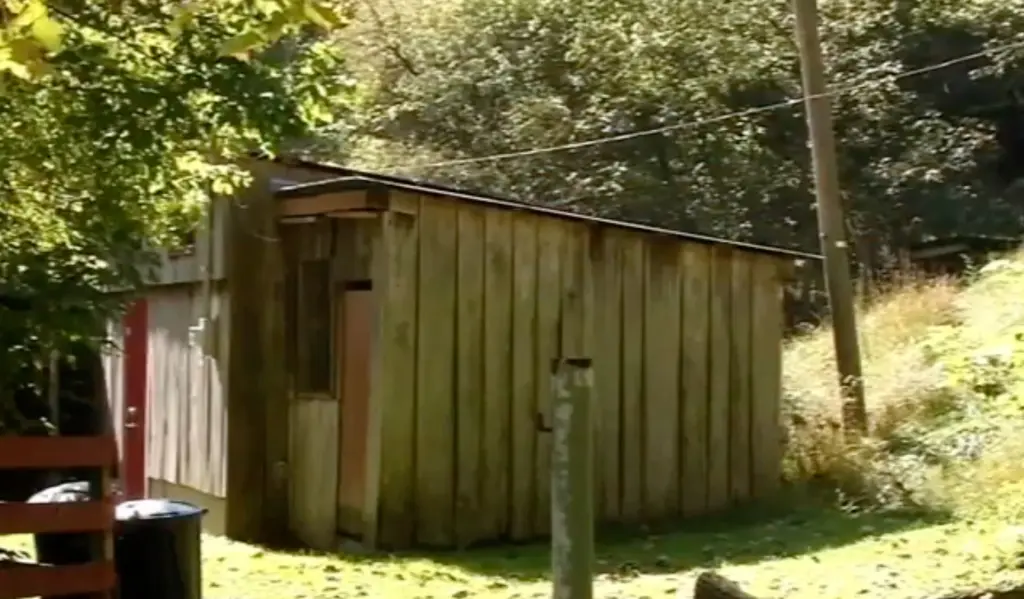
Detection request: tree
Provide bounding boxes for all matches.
[337,0,1024,270]
[0,0,350,431]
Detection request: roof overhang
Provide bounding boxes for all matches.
[276,177,391,222]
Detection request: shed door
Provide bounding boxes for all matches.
[122,299,148,499]
[336,283,373,537]
[288,258,339,550]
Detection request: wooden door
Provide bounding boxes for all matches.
[122,299,148,499]
[336,284,373,537]
[288,258,339,550]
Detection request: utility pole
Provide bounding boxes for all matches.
[792,0,868,435]
[549,357,595,599]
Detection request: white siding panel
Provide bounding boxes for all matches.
[144,284,229,498]
[102,318,126,459]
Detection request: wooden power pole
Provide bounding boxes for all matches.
[549,357,595,599]
[792,0,868,435]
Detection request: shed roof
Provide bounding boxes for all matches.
[273,158,819,261]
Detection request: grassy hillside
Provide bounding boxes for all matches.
[783,254,1024,525]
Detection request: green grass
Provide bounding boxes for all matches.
[4,509,1024,598]
[10,256,1024,598]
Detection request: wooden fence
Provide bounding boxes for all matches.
[0,435,118,599]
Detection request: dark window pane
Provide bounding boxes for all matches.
[298,259,331,393]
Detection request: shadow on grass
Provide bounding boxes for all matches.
[259,490,954,584]
[398,496,952,583]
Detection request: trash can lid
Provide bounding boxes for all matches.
[116,498,205,521]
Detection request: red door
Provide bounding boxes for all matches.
[336,288,372,536]
[122,299,148,499]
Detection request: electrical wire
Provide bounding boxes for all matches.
[380,37,1024,172]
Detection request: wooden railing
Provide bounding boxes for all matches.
[0,435,118,599]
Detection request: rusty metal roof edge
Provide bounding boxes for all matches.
[271,158,821,261]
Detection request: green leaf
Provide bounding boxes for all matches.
[168,5,197,38]
[7,37,43,66]
[217,30,266,58]
[9,0,47,30]
[265,12,293,42]
[30,16,63,53]
[0,57,33,80]
[302,1,346,29]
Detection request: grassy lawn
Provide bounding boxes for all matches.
[10,258,1024,598]
[4,505,1024,598]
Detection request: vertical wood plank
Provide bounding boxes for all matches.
[706,247,732,513]
[619,235,645,521]
[729,253,753,504]
[415,200,458,547]
[594,231,622,522]
[580,229,598,510]
[533,218,562,537]
[482,209,513,540]
[225,176,272,540]
[750,256,784,499]
[262,214,290,540]
[164,292,180,485]
[580,227,603,516]
[145,295,164,484]
[560,225,585,355]
[337,290,375,538]
[174,291,190,486]
[288,398,339,550]
[216,286,232,497]
[455,206,486,547]
[509,216,538,541]
[642,240,682,519]
[680,244,711,517]
[376,195,420,549]
[357,212,386,549]
[211,289,229,497]
[186,290,202,491]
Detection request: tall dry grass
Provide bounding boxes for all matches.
[783,275,960,439]
[782,254,1024,515]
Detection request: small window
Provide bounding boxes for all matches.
[296,259,332,394]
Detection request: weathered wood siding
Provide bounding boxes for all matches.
[145,284,230,498]
[101,318,126,460]
[374,192,788,549]
[288,397,338,549]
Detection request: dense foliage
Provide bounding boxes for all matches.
[334,0,1024,268]
[3,0,1023,426]
[0,0,349,428]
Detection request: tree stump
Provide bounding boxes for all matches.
[693,571,764,599]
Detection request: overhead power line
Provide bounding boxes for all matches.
[382,37,1024,172]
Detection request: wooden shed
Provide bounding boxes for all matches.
[102,156,814,552]
[255,170,814,550]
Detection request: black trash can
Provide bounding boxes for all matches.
[114,498,207,599]
[29,481,95,599]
